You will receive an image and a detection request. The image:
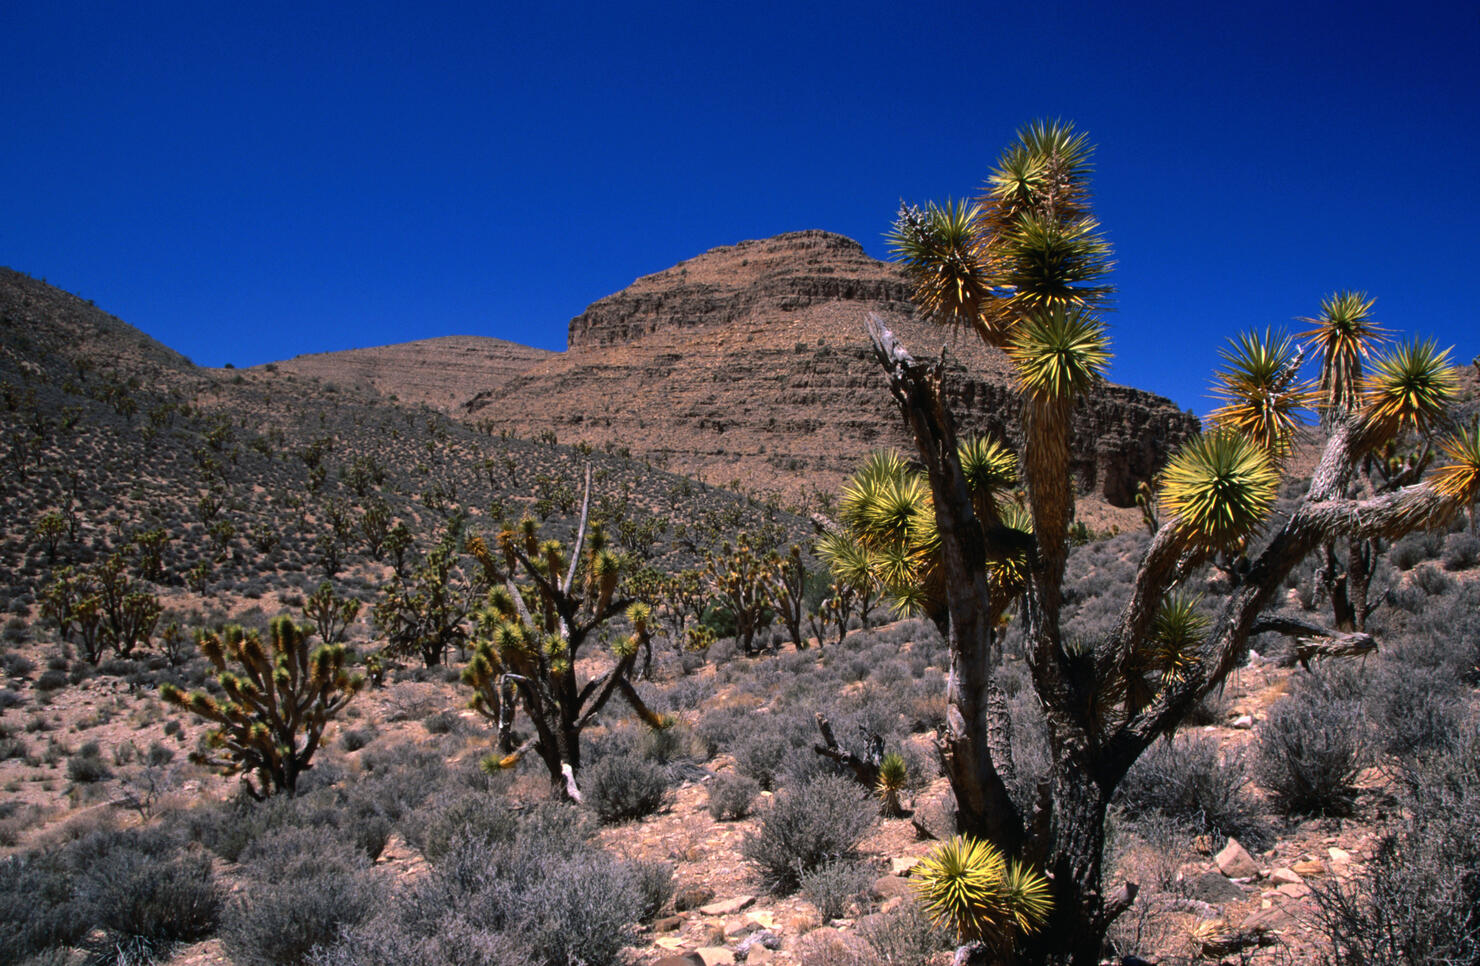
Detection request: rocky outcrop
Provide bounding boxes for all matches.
[465,232,1200,523]
[567,230,914,347]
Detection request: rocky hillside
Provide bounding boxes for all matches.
[464,231,1200,526]
[566,229,915,347]
[267,336,554,411]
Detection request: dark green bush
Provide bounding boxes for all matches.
[801,857,875,920]
[67,747,111,783]
[742,773,878,894]
[708,773,759,820]
[221,829,381,966]
[0,852,89,961]
[1256,674,1369,816]
[582,753,670,824]
[1116,733,1268,847]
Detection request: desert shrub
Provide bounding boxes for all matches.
[1411,563,1455,597]
[856,900,949,966]
[0,652,35,679]
[339,726,376,752]
[403,791,520,862]
[311,913,535,966]
[1365,662,1466,757]
[582,753,670,823]
[1313,723,1480,964]
[1256,673,1369,816]
[743,773,879,894]
[221,829,381,966]
[0,851,89,961]
[801,858,875,920]
[67,745,111,784]
[421,709,461,734]
[708,772,759,820]
[368,825,647,966]
[0,732,26,761]
[35,668,67,692]
[1389,530,1442,570]
[630,859,675,922]
[1442,531,1480,571]
[1116,733,1268,847]
[78,839,221,956]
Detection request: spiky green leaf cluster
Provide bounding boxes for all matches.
[1432,419,1480,505]
[1007,306,1110,403]
[1300,291,1386,417]
[912,835,1052,946]
[1159,429,1279,551]
[1208,328,1312,460]
[1360,338,1458,438]
[887,200,994,336]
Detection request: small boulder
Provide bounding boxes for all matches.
[1216,838,1259,879]
[675,886,717,912]
[700,895,757,917]
[869,876,916,901]
[694,948,735,966]
[1186,871,1247,904]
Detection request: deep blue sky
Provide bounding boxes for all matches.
[3,1,1477,414]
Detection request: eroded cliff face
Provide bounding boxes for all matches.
[466,231,1200,520]
[566,230,915,348]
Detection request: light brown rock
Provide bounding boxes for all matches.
[1270,867,1303,886]
[1216,838,1259,879]
[701,895,756,916]
[694,948,735,966]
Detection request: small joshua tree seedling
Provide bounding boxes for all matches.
[160,617,363,798]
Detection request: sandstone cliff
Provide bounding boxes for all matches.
[466,231,1200,524]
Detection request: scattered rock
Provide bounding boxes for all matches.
[1269,867,1303,886]
[654,955,704,966]
[694,947,735,966]
[869,875,915,901]
[736,930,780,956]
[675,886,716,912]
[723,917,758,939]
[1230,714,1254,729]
[654,915,686,933]
[1327,846,1352,870]
[743,947,774,964]
[700,895,756,916]
[1186,871,1247,904]
[1291,859,1326,878]
[1216,838,1259,879]
[1275,882,1311,899]
[890,856,923,876]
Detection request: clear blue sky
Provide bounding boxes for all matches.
[3,1,1477,414]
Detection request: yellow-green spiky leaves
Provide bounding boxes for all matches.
[1300,291,1386,416]
[912,835,1052,946]
[1432,420,1480,506]
[875,751,908,816]
[1146,592,1208,687]
[1006,306,1110,404]
[1160,429,1279,551]
[959,436,1018,499]
[887,199,994,336]
[1360,338,1458,439]
[1209,329,1313,461]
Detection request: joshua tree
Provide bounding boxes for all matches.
[161,617,363,798]
[460,468,666,801]
[702,537,773,654]
[867,119,1479,965]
